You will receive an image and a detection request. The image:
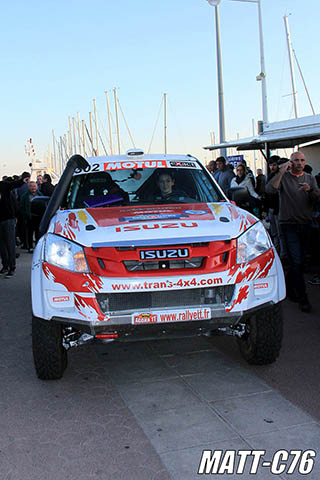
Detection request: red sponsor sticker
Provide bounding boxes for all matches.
[104,160,167,171]
[133,313,158,324]
[254,283,268,290]
[53,295,70,303]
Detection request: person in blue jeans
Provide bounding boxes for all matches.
[266,152,320,312]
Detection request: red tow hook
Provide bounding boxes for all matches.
[95,333,118,339]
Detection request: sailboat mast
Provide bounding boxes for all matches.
[89,112,94,156]
[93,99,99,156]
[77,112,82,154]
[284,15,298,118]
[59,136,63,175]
[52,129,57,173]
[113,88,121,154]
[105,91,114,155]
[63,134,68,168]
[292,49,315,115]
[72,117,77,154]
[82,120,86,157]
[164,92,167,154]
[68,116,73,155]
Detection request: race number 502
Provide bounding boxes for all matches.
[74,163,100,173]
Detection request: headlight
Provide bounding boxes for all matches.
[44,234,89,273]
[236,222,271,264]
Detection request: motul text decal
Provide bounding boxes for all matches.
[104,160,167,170]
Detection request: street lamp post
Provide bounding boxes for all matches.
[230,0,268,125]
[206,0,269,141]
[206,0,227,157]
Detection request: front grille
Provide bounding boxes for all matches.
[116,242,209,251]
[123,257,204,271]
[96,285,235,313]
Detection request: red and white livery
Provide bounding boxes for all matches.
[31,151,285,379]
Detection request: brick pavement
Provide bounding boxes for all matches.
[0,251,319,479]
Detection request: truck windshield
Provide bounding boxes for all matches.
[65,166,224,209]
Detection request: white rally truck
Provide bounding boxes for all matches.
[31,150,285,379]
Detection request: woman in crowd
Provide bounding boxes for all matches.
[230,164,260,199]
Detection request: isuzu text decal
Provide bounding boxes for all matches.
[115,222,198,232]
[139,248,189,260]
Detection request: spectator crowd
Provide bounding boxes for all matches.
[1,154,320,314]
[209,153,320,312]
[0,172,54,278]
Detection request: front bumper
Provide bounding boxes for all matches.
[51,300,275,341]
[32,240,286,335]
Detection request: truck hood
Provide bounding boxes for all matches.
[52,203,257,247]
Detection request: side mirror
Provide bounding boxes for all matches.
[228,187,250,207]
[30,196,50,217]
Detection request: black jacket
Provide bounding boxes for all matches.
[256,174,266,195]
[40,182,55,197]
[0,179,24,222]
[266,172,279,215]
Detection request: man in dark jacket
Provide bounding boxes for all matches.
[266,152,320,312]
[20,181,42,253]
[16,171,30,248]
[0,174,27,278]
[40,174,55,197]
[256,168,266,195]
[213,156,235,196]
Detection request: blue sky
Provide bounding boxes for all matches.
[1,0,319,175]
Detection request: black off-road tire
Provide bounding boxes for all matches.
[32,316,68,380]
[237,303,283,365]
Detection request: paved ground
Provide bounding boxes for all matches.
[211,274,320,421]
[0,251,319,479]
